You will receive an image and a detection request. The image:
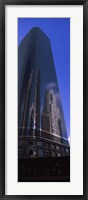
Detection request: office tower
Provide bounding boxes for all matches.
[18,27,69,159]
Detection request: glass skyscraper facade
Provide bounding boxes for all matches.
[18,68,40,136]
[18,27,69,158]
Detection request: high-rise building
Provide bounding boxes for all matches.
[18,27,69,158]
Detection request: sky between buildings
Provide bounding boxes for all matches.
[18,18,70,139]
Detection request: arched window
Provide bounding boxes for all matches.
[45,150,51,157]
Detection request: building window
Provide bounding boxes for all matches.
[37,141,43,146]
[50,144,54,149]
[45,150,51,157]
[56,145,60,150]
[51,150,56,157]
[66,148,69,153]
[61,147,65,156]
[57,152,61,157]
[44,143,49,148]
[38,148,44,157]
[65,148,70,156]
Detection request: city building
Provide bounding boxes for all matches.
[18,27,70,158]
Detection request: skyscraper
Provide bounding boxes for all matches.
[18,27,69,158]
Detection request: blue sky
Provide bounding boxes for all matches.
[18,18,70,139]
